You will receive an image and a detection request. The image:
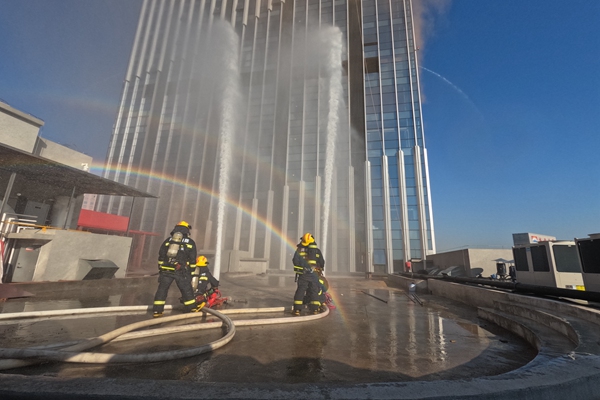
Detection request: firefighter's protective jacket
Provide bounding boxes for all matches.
[293,240,325,275]
[158,225,198,272]
[197,266,220,293]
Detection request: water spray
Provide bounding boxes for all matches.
[213,22,241,280]
[320,27,344,257]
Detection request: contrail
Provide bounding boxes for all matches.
[420,66,486,123]
[421,67,470,101]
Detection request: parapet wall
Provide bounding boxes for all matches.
[427,278,507,308]
[386,273,600,399]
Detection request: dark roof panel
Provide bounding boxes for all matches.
[0,144,156,198]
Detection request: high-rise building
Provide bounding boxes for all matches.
[100,0,435,274]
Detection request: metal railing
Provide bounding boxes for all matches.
[1,213,42,283]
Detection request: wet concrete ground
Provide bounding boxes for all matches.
[0,273,536,384]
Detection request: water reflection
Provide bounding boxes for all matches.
[335,286,510,379]
[0,279,533,382]
[287,324,327,382]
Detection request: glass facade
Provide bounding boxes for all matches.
[100,0,435,274]
[362,0,435,273]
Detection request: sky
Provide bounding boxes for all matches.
[0,0,598,252]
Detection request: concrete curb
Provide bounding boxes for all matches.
[1,353,600,400]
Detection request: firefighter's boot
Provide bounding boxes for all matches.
[191,301,206,312]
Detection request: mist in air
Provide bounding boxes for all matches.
[188,20,347,277]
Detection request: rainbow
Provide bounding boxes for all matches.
[90,162,299,252]
[91,161,349,318]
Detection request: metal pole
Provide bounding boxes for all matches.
[126,197,136,236]
[397,272,600,303]
[63,187,76,230]
[0,172,16,215]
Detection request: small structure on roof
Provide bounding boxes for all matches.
[0,100,156,283]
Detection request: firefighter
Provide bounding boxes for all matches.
[292,232,324,315]
[152,221,202,318]
[314,267,331,311]
[303,265,329,309]
[193,255,220,308]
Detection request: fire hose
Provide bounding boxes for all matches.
[0,305,329,371]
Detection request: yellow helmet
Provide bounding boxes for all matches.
[301,232,314,245]
[197,255,209,267]
[176,220,192,229]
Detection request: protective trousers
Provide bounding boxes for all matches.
[153,270,197,313]
[293,272,320,312]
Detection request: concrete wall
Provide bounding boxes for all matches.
[427,278,506,309]
[222,250,268,274]
[0,102,43,153]
[33,138,93,170]
[428,248,513,277]
[0,101,92,173]
[427,249,470,272]
[387,274,428,293]
[8,229,132,281]
[467,248,513,277]
[386,274,507,307]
